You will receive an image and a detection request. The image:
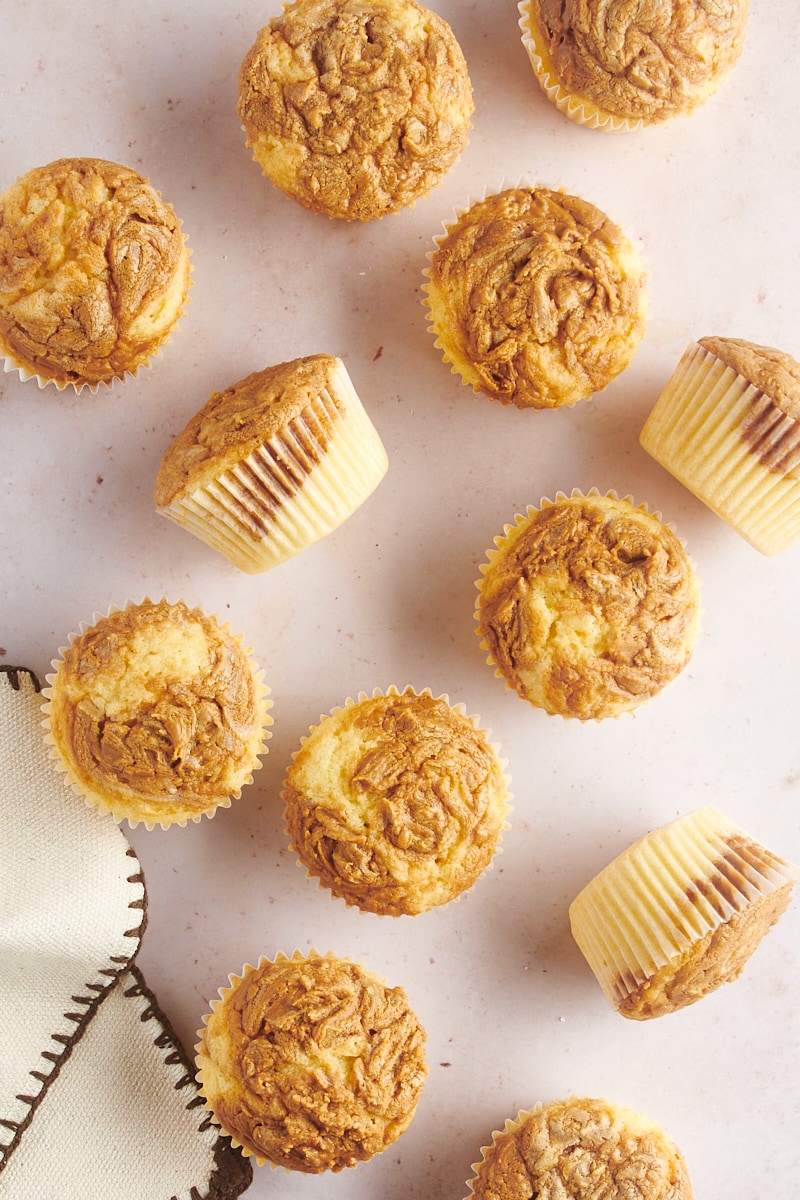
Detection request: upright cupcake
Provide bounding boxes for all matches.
[45,599,270,828]
[569,806,799,1019]
[424,186,646,409]
[237,0,473,221]
[154,354,388,573]
[640,336,800,555]
[282,686,511,915]
[518,0,749,131]
[475,490,701,720]
[196,951,428,1172]
[467,1097,693,1199]
[0,158,191,391]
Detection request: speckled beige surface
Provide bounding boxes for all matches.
[2,1,799,1197]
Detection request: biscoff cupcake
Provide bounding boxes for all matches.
[44,599,271,828]
[518,0,749,131]
[237,0,473,221]
[640,337,800,555]
[569,806,799,1020]
[282,686,511,916]
[475,490,701,721]
[196,951,428,1172]
[467,1097,693,1200]
[423,185,646,409]
[154,354,388,574]
[0,157,190,392]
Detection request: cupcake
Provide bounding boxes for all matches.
[518,0,749,131]
[154,354,388,574]
[236,0,473,221]
[0,157,190,391]
[282,686,511,916]
[475,490,701,720]
[467,1097,693,1199]
[44,599,270,828]
[196,951,428,1172]
[423,185,646,409]
[569,806,799,1020]
[640,337,800,555]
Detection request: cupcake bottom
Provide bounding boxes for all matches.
[640,341,800,555]
[569,806,799,1019]
[158,360,388,573]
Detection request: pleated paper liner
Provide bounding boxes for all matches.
[517,1,643,133]
[474,488,701,721]
[422,181,647,409]
[464,1097,693,1200]
[569,806,799,1015]
[640,341,800,555]
[42,598,271,830]
[195,949,428,1172]
[281,685,512,916]
[157,358,389,573]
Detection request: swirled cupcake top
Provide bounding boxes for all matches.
[282,686,510,915]
[700,336,800,421]
[531,0,748,123]
[198,953,428,1172]
[237,0,473,220]
[426,186,646,409]
[0,157,189,386]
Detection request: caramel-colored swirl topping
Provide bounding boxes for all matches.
[534,0,748,123]
[0,157,189,385]
[472,1097,693,1200]
[237,0,473,220]
[427,187,645,409]
[49,600,265,824]
[202,954,428,1173]
[478,495,700,720]
[283,688,509,915]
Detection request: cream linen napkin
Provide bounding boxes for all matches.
[0,666,251,1199]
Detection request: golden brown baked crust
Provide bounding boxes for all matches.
[198,954,428,1172]
[237,0,473,220]
[477,494,700,720]
[530,0,748,124]
[283,687,509,915]
[472,1097,693,1200]
[426,187,645,409]
[47,599,267,826]
[154,354,342,505]
[699,336,800,422]
[0,157,190,387]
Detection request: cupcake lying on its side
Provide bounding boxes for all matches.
[44,599,271,828]
[467,1096,693,1200]
[237,0,473,220]
[196,951,428,1172]
[154,354,388,573]
[518,0,749,131]
[475,490,701,720]
[283,686,511,915]
[423,185,646,409]
[640,336,800,555]
[0,157,190,391]
[569,806,799,1020]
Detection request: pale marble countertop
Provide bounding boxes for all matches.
[2,1,799,1197]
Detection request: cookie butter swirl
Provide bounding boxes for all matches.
[426,187,646,409]
[47,600,267,826]
[237,0,473,220]
[0,157,189,386]
[533,0,748,123]
[283,687,510,915]
[478,494,700,720]
[472,1098,693,1200]
[199,954,428,1172]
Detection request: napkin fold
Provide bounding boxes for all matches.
[0,666,252,1199]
